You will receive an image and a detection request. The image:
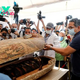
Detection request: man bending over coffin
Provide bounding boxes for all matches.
[44,18,80,80]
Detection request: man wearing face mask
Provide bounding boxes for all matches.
[45,18,80,80]
[10,23,19,39]
[41,21,60,58]
[55,31,67,68]
[24,27,32,39]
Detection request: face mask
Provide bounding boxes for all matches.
[42,28,44,31]
[21,29,24,31]
[6,28,9,30]
[24,34,32,39]
[68,29,75,36]
[59,36,64,41]
[46,30,51,34]
[14,28,17,31]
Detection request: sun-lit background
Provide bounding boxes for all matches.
[0,0,80,30]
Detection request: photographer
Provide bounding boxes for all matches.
[0,28,10,40]
[10,23,19,39]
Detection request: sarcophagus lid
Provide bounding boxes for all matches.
[0,37,45,64]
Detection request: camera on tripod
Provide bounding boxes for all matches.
[37,11,45,20]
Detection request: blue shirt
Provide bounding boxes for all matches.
[69,31,80,77]
[0,73,11,80]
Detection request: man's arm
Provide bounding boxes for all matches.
[40,19,46,31]
[45,45,76,56]
[5,19,11,29]
[17,23,20,30]
[36,20,41,34]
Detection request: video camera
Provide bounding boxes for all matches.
[66,15,72,20]
[56,22,63,25]
[0,15,6,21]
[37,11,45,20]
[13,2,23,14]
[19,19,34,26]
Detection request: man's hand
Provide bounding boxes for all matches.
[19,20,23,23]
[14,31,19,36]
[44,44,53,50]
[5,19,8,22]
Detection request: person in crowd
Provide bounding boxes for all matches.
[0,24,3,32]
[24,27,41,39]
[5,26,10,30]
[23,27,32,39]
[31,28,38,34]
[55,31,67,68]
[54,30,60,36]
[10,23,19,39]
[0,28,9,40]
[38,19,60,58]
[44,18,80,80]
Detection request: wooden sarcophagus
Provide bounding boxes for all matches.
[0,37,55,80]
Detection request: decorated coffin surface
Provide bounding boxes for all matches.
[0,37,45,64]
[0,37,55,80]
[0,56,55,80]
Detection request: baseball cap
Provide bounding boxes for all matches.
[46,23,54,29]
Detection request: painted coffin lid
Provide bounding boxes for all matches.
[0,37,45,64]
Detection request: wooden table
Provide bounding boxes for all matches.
[38,67,69,80]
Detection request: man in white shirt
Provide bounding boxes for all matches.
[40,19,60,58]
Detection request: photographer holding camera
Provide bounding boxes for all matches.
[10,23,19,39]
[0,28,10,40]
[36,11,60,58]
